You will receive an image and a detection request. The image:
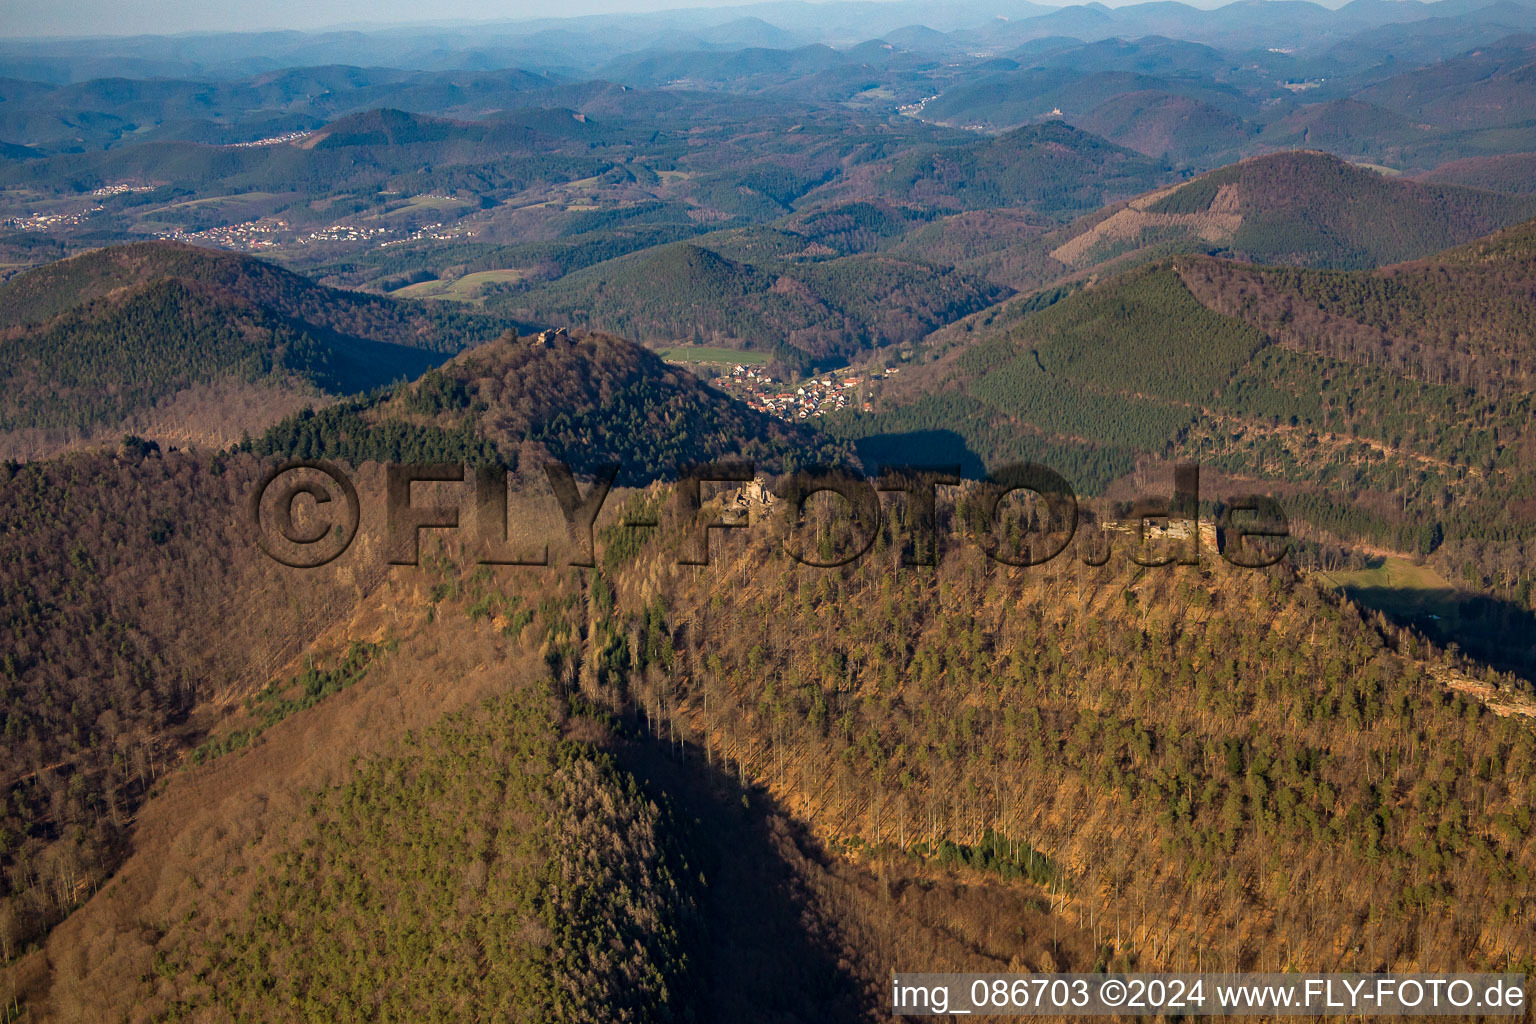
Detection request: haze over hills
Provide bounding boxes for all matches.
[1355,32,1536,129]
[3,6,1534,378]
[1418,149,1536,190]
[1074,89,1260,164]
[5,0,1536,80]
[2,1,1536,282]
[861,119,1173,212]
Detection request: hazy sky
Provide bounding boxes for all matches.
[1,0,1265,40]
[9,0,769,38]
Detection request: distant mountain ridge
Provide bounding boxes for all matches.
[1356,32,1536,129]
[6,0,1533,86]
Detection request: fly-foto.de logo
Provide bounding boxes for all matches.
[249,459,1290,571]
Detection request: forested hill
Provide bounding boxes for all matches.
[11,448,1536,1018]
[1178,215,1536,394]
[863,119,1172,215]
[495,241,1007,371]
[0,240,502,343]
[1039,150,1536,275]
[0,242,512,458]
[830,217,1536,674]
[1138,150,1536,266]
[250,328,850,483]
[870,150,1536,343]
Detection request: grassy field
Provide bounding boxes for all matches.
[381,195,473,218]
[657,346,768,365]
[556,175,608,191]
[391,268,529,301]
[1318,555,1480,641]
[159,192,282,210]
[1317,555,1461,622]
[1317,556,1452,597]
[1319,554,1535,677]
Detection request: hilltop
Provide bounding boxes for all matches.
[0,242,511,458]
[892,149,1536,327]
[1257,99,1429,165]
[1074,90,1258,166]
[1418,151,1536,192]
[247,327,850,483]
[0,314,844,971]
[1037,150,1536,274]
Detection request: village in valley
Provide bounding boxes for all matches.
[706,362,897,420]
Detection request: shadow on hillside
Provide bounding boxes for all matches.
[1343,581,1536,685]
[319,329,458,394]
[850,428,988,479]
[607,730,875,1023]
